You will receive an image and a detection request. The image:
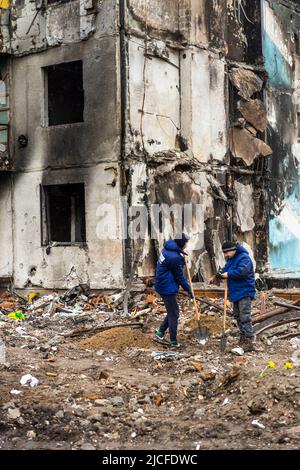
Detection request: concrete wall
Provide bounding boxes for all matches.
[12,165,123,289]
[0,175,13,277]
[263,0,300,277]
[180,47,227,162]
[0,1,124,288]
[11,37,119,171]
[1,0,296,287]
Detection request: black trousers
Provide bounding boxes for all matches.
[159,294,180,342]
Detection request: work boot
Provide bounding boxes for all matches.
[153,331,168,345]
[238,335,246,346]
[170,340,183,349]
[243,337,255,352]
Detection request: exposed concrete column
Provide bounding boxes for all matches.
[180,47,227,162]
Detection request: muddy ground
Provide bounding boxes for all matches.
[0,294,299,450]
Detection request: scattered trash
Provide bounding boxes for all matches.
[8,311,25,321]
[151,351,178,361]
[28,292,39,303]
[223,398,229,406]
[251,420,265,429]
[0,338,6,364]
[231,347,244,356]
[15,326,27,336]
[20,374,39,387]
[10,389,22,395]
[291,350,300,367]
[7,408,21,420]
[289,337,300,349]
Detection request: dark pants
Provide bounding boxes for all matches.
[159,294,180,342]
[233,297,253,338]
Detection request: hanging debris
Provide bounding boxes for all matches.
[238,99,268,132]
[229,127,272,166]
[234,181,255,232]
[229,67,263,100]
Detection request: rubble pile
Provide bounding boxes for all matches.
[0,285,299,450]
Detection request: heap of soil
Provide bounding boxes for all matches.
[79,326,154,351]
[188,316,228,336]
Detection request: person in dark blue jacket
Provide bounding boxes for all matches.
[214,241,256,352]
[154,233,193,347]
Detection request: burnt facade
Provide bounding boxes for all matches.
[0,0,299,289]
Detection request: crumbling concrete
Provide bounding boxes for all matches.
[0,0,300,289]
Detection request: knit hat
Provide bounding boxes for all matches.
[222,241,238,253]
[174,233,190,249]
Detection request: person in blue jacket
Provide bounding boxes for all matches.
[214,241,256,352]
[154,233,193,348]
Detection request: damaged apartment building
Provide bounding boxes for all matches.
[0,0,300,290]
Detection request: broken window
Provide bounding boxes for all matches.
[41,184,86,245]
[45,60,84,126]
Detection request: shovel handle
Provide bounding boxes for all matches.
[185,258,200,320]
[223,281,228,331]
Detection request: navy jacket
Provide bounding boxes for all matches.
[220,244,256,302]
[155,240,191,296]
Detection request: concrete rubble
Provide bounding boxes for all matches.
[0,284,299,450]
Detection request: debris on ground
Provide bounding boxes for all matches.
[0,284,299,450]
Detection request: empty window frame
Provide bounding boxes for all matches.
[0,73,9,152]
[45,60,84,126]
[41,183,86,245]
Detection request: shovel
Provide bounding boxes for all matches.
[185,259,209,342]
[220,281,228,352]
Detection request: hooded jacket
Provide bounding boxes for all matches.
[155,240,191,296]
[220,244,256,302]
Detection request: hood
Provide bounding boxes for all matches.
[236,243,249,255]
[164,240,182,253]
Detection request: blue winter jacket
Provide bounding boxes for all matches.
[155,240,191,296]
[220,244,256,302]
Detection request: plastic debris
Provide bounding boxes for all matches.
[231,347,244,356]
[15,326,27,336]
[252,420,265,429]
[291,349,300,367]
[223,398,229,406]
[8,311,25,321]
[151,351,179,360]
[10,389,22,395]
[28,292,39,303]
[289,337,300,349]
[20,374,39,387]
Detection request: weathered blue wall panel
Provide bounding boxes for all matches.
[263,31,292,89]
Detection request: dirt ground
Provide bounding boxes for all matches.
[0,296,299,451]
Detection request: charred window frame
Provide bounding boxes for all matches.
[41,183,86,246]
[0,72,9,154]
[43,60,84,126]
